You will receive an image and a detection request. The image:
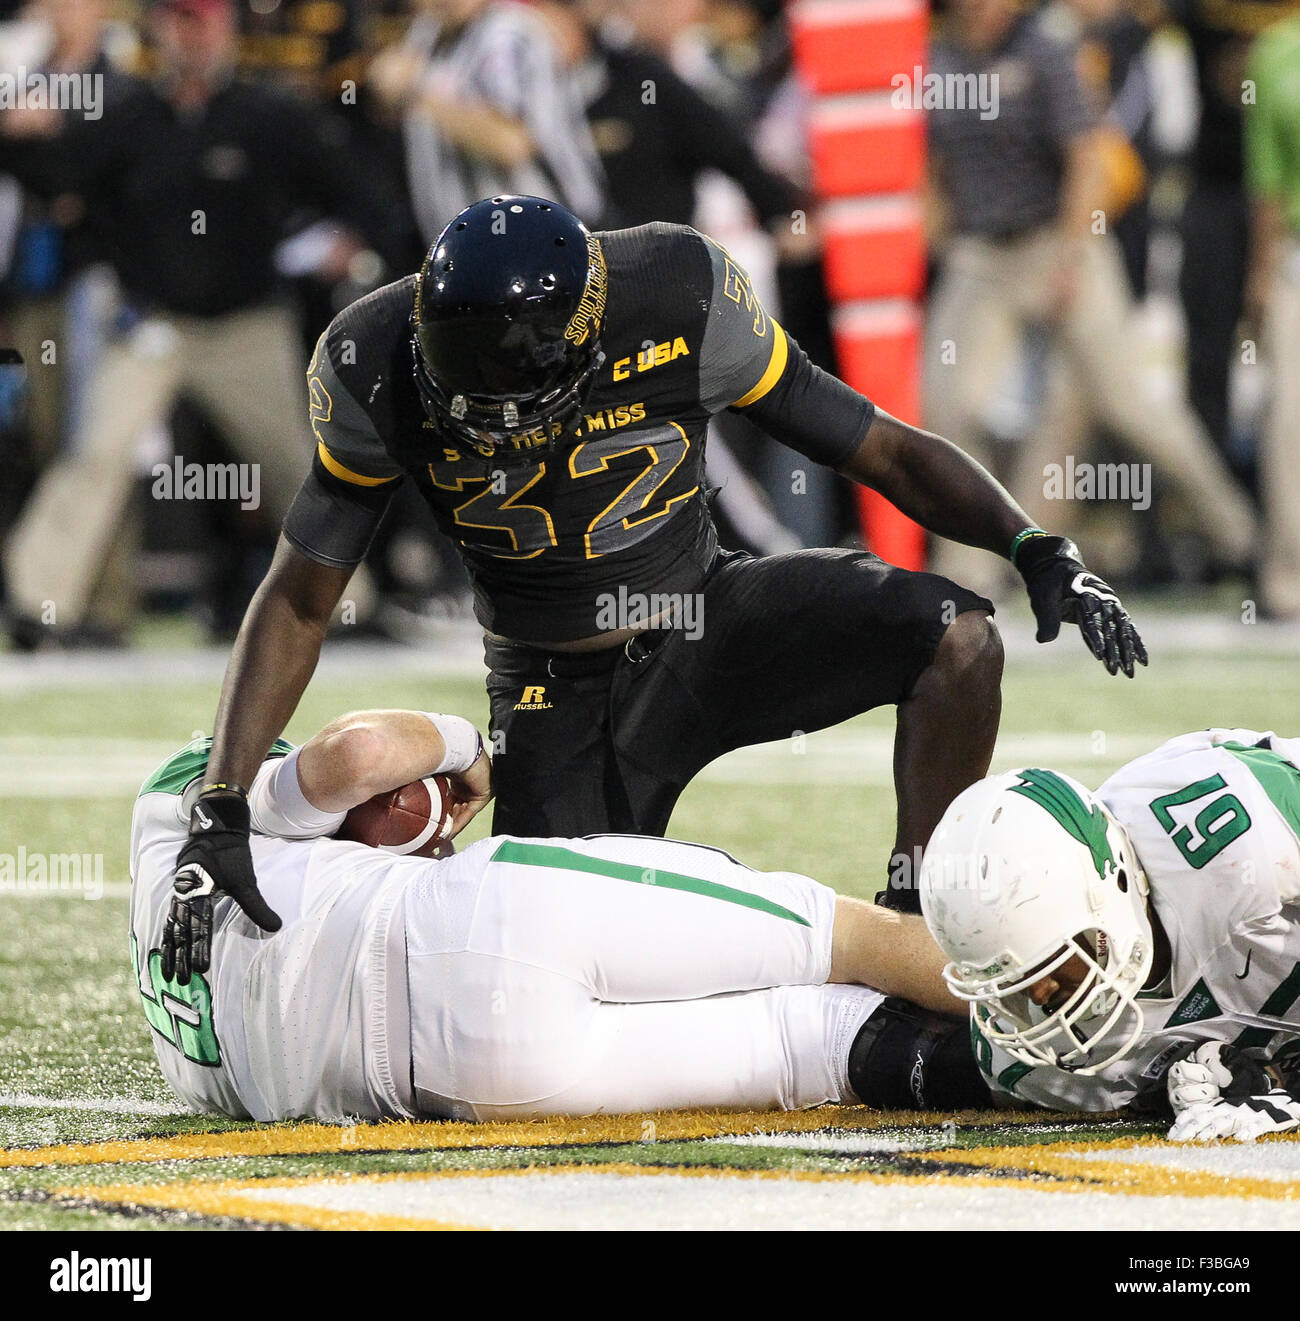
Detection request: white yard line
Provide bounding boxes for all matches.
[0,729,1163,798]
[0,628,487,691]
[0,737,184,797]
[695,729,1158,785]
[0,1092,181,1116]
[0,612,1295,694]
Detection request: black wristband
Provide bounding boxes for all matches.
[1013,532,1080,575]
[190,787,250,833]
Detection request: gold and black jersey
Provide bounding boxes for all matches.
[285,222,876,643]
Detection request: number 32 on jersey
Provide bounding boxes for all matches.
[428,425,696,560]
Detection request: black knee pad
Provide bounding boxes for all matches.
[847,996,991,1110]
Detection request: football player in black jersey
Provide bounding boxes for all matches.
[163,196,1145,981]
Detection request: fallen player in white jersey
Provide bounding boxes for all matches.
[129,708,988,1123]
[916,729,1300,1142]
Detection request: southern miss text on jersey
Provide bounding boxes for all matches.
[976,730,1300,1113]
[284,222,874,643]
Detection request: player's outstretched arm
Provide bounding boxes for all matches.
[162,537,352,985]
[707,235,1137,674]
[209,537,353,789]
[842,411,1148,678]
[829,897,963,1017]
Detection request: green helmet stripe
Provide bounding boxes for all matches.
[1009,768,1115,879]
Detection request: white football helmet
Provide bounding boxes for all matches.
[918,768,1152,1076]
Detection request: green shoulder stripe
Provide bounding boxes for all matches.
[489,840,811,926]
[1221,741,1300,843]
[138,737,294,799]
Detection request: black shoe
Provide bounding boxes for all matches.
[875,886,922,915]
[3,610,47,651]
[3,612,126,651]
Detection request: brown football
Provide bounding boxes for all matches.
[337,775,458,859]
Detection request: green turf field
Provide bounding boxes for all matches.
[1,634,1299,1229]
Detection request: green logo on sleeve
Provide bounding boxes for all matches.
[1010,768,1115,878]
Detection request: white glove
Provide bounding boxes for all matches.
[1167,1041,1237,1114]
[1168,1092,1300,1143]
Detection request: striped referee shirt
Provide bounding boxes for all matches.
[401,2,605,241]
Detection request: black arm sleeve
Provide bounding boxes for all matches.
[737,329,876,470]
[282,454,395,569]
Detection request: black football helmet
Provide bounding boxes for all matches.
[412,195,607,463]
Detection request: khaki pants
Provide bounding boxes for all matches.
[1261,242,1300,617]
[11,294,65,469]
[5,303,311,630]
[924,228,1257,595]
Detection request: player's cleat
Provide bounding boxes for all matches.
[876,850,922,914]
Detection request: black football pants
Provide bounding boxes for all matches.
[485,547,993,838]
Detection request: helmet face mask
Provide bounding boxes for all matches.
[411,335,603,464]
[920,768,1154,1077]
[953,927,1149,1075]
[411,195,608,464]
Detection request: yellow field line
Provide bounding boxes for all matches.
[0,1105,1080,1169]
[914,1132,1300,1202]
[57,1136,1300,1233]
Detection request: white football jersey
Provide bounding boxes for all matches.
[978,729,1300,1112]
[129,738,417,1122]
[129,738,879,1123]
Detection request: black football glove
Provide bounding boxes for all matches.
[1014,532,1148,678]
[161,787,281,985]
